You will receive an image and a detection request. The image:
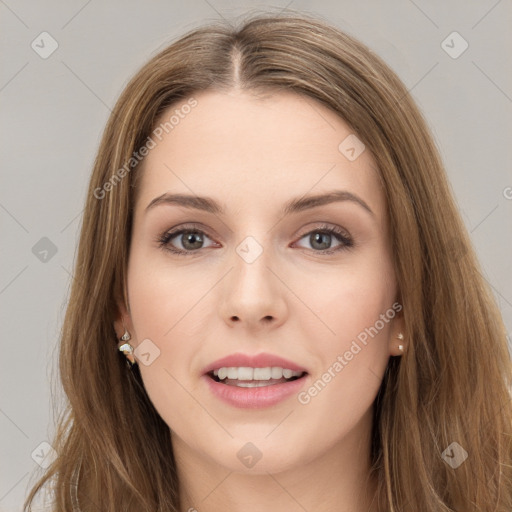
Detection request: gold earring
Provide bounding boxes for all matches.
[118,329,136,367]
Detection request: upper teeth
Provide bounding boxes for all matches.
[213,367,303,380]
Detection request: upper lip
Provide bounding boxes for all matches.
[202,352,308,375]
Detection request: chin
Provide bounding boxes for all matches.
[200,433,309,475]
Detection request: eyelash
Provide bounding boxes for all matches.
[156,223,354,256]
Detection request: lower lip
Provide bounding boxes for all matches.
[203,374,308,408]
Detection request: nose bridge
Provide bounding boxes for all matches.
[220,231,287,326]
[232,233,274,295]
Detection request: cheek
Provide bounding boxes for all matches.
[292,251,396,351]
[293,254,395,410]
[125,251,204,411]
[127,247,204,339]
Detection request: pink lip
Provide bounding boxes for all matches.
[203,374,309,408]
[201,352,308,375]
[201,352,309,409]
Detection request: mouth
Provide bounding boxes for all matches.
[207,366,308,388]
[202,353,310,407]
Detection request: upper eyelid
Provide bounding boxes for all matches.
[163,222,347,236]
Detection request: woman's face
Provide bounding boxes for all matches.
[117,89,403,474]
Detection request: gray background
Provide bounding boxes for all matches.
[1,1,511,510]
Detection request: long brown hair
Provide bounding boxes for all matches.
[24,11,512,511]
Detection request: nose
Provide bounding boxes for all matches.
[218,237,288,331]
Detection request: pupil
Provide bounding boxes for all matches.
[183,232,203,250]
[312,232,330,250]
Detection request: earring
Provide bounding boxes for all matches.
[118,328,136,367]
[397,332,404,353]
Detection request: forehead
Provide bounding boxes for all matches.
[136,89,386,222]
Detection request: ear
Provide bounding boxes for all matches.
[388,306,406,357]
[113,288,134,341]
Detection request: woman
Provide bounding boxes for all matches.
[24,12,512,512]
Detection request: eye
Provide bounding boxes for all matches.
[293,224,354,254]
[157,223,354,256]
[157,224,217,255]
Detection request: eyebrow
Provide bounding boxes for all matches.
[145,190,374,217]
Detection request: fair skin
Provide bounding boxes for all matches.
[115,89,404,512]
